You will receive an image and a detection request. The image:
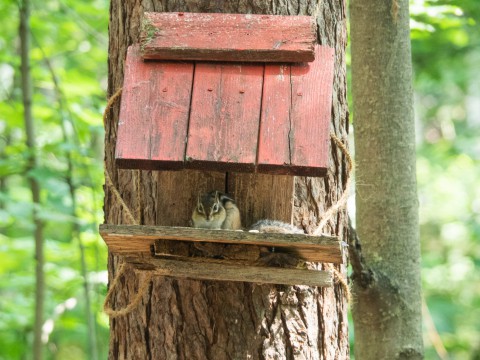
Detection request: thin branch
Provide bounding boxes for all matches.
[58,0,108,46]
[422,298,449,360]
[0,134,11,210]
[30,32,79,141]
[32,33,99,360]
[19,0,44,359]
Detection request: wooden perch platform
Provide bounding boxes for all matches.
[99,224,343,264]
[140,12,316,62]
[100,225,341,286]
[126,256,333,287]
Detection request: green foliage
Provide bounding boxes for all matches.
[0,0,109,358]
[411,0,480,358]
[348,1,480,358]
[1,0,479,358]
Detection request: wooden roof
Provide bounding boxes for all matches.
[115,13,334,177]
[140,12,316,62]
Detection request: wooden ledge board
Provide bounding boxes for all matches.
[99,224,343,264]
[140,12,316,62]
[126,256,333,287]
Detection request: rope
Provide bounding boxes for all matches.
[102,87,138,226]
[104,169,138,225]
[312,133,354,236]
[135,169,142,225]
[311,133,354,303]
[326,264,352,304]
[103,88,152,317]
[103,263,153,318]
[102,87,122,126]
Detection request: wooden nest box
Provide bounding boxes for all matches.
[116,12,335,177]
[101,12,341,288]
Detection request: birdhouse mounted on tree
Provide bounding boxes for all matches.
[101,12,343,292]
[115,12,335,177]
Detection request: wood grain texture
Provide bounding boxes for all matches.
[99,224,343,263]
[227,173,294,227]
[256,45,334,175]
[127,256,333,287]
[185,63,263,172]
[288,45,335,176]
[156,170,225,227]
[115,45,333,176]
[140,12,316,62]
[257,64,292,173]
[115,45,194,170]
[154,240,261,262]
[106,1,349,359]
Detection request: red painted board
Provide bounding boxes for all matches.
[185,63,264,172]
[257,64,292,174]
[141,12,315,63]
[257,45,335,176]
[115,45,194,170]
[289,45,334,176]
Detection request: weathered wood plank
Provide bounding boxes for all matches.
[154,240,261,262]
[115,45,334,176]
[227,173,294,227]
[257,45,334,175]
[156,170,226,227]
[99,224,343,263]
[288,45,335,176]
[126,255,333,287]
[115,45,194,170]
[185,63,263,172]
[140,12,316,63]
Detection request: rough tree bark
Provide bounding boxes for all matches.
[104,1,349,358]
[350,0,423,359]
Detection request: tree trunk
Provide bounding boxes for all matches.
[104,1,349,358]
[350,0,423,359]
[19,1,45,359]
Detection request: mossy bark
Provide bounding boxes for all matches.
[350,0,423,358]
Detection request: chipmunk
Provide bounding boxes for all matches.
[249,220,305,267]
[191,190,242,230]
[249,219,305,234]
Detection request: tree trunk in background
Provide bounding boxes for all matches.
[19,1,45,359]
[350,0,423,359]
[104,1,349,358]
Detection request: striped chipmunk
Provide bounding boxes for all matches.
[191,190,242,230]
[191,190,303,234]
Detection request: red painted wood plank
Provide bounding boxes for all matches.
[257,64,292,174]
[185,63,264,172]
[289,46,335,176]
[257,45,335,176]
[141,12,315,62]
[115,45,194,170]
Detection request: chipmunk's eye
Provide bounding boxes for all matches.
[212,204,218,212]
[197,206,204,214]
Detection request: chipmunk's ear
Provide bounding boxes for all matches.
[214,191,220,202]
